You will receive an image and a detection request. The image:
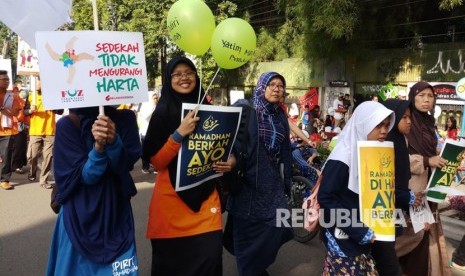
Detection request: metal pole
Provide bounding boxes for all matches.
[92,0,105,116]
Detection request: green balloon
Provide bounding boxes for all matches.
[329,136,338,151]
[167,0,215,56]
[211,18,256,69]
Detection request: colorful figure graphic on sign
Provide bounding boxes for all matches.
[26,49,34,68]
[20,50,26,67]
[45,36,94,84]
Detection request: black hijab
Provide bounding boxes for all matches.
[142,57,212,212]
[405,81,437,157]
[383,99,411,193]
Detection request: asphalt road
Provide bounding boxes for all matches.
[1,160,463,275]
[0,160,328,276]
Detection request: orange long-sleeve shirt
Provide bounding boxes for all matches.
[146,136,222,239]
[0,92,21,136]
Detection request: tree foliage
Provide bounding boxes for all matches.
[439,0,464,10]
[1,0,464,88]
[69,0,246,88]
[0,22,18,81]
[70,0,175,87]
[250,0,304,62]
[296,0,465,61]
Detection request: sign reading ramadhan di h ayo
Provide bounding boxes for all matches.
[35,31,148,109]
[176,103,242,191]
[427,138,465,202]
[358,141,396,242]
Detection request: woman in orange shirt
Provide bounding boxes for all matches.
[12,88,29,173]
[142,57,235,276]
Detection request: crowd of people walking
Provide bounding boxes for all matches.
[0,71,63,190]
[2,61,464,275]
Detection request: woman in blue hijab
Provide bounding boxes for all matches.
[46,106,141,275]
[226,72,293,275]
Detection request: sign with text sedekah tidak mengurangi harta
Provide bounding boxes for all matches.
[35,31,148,109]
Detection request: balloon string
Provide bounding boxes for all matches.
[199,67,220,105]
[196,62,203,106]
[194,61,204,117]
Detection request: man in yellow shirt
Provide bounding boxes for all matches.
[0,70,21,190]
[24,79,63,189]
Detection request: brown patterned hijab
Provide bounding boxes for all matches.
[406,81,437,157]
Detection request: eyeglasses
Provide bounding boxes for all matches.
[171,71,196,80]
[267,82,284,91]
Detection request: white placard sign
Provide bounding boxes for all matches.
[35,31,148,109]
[229,90,244,105]
[17,38,40,75]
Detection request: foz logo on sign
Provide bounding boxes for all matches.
[61,89,84,103]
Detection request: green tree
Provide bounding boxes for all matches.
[68,0,248,89]
[296,0,465,61]
[70,0,174,87]
[250,0,304,62]
[0,22,18,80]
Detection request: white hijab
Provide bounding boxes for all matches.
[327,101,395,193]
[289,103,299,116]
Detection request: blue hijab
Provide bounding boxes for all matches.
[253,72,287,165]
[54,106,141,264]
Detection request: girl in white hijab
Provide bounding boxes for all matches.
[289,103,299,117]
[318,101,395,275]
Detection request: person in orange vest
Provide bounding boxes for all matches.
[11,88,29,173]
[0,70,22,190]
[24,78,63,189]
